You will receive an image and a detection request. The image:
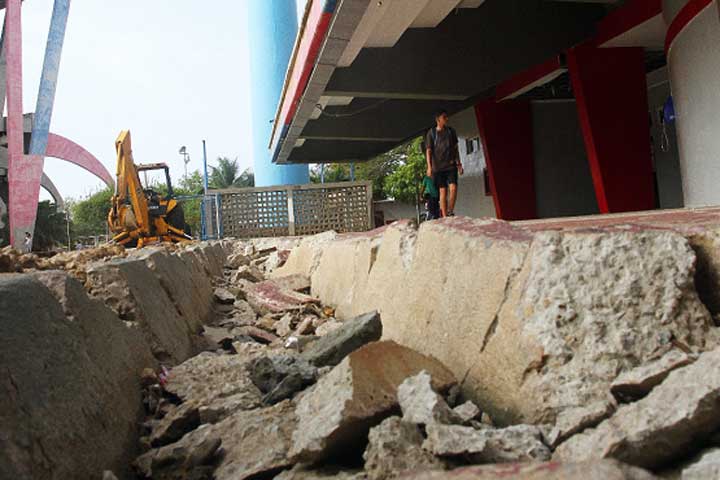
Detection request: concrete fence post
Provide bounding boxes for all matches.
[287,186,296,236]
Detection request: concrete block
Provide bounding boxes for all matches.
[0,273,155,480]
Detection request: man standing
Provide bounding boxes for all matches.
[426,110,463,217]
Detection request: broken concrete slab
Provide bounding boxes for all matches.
[202,326,234,348]
[422,424,487,458]
[226,252,251,269]
[544,400,615,448]
[364,417,445,480]
[233,325,279,344]
[275,312,295,337]
[0,273,155,480]
[271,230,337,279]
[398,371,461,426]
[294,315,316,336]
[554,347,720,469]
[453,401,481,425]
[135,427,222,479]
[230,264,265,283]
[246,279,320,315]
[315,318,342,336]
[681,448,720,479]
[264,249,290,273]
[473,229,719,425]
[248,354,317,405]
[424,424,551,463]
[402,460,658,480]
[271,273,312,292]
[276,465,367,480]
[289,341,456,463]
[611,349,695,401]
[301,311,383,367]
[86,254,202,363]
[212,401,297,479]
[307,219,720,426]
[310,230,384,320]
[149,403,200,447]
[163,352,263,423]
[140,247,216,334]
[214,287,236,305]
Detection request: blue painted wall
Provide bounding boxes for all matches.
[248,0,309,187]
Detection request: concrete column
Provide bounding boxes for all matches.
[567,46,655,214]
[247,0,309,187]
[30,0,71,155]
[474,100,537,221]
[664,0,720,206]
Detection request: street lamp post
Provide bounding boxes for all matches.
[179,146,190,180]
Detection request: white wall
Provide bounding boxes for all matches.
[374,200,418,224]
[665,0,720,206]
[450,106,497,218]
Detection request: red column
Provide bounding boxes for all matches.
[474,99,537,221]
[567,46,655,213]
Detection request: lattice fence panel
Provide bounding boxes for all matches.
[219,189,290,238]
[213,182,371,239]
[293,184,371,235]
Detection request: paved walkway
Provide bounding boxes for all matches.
[515,206,720,235]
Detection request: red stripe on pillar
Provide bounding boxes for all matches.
[567,46,655,214]
[665,0,713,54]
[475,100,537,221]
[594,0,662,47]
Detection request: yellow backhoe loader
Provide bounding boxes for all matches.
[108,130,192,248]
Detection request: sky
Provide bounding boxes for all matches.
[13,0,307,201]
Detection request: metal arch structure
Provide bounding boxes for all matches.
[3,0,113,249]
[46,133,114,188]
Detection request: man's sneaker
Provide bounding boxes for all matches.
[448,211,455,217]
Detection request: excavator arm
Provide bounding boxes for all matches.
[109,130,151,235]
[108,130,192,248]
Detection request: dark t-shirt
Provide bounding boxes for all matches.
[426,127,459,173]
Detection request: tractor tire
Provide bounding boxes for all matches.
[165,204,186,232]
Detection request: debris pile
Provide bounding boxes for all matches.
[7,218,720,479]
[129,241,707,480]
[0,242,127,277]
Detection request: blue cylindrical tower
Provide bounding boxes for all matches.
[248,0,309,187]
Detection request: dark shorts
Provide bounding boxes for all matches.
[433,168,458,189]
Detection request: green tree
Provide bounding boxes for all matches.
[172,170,204,237]
[33,201,68,251]
[309,164,350,184]
[309,140,420,201]
[383,138,426,204]
[70,187,113,237]
[178,170,204,194]
[209,157,254,189]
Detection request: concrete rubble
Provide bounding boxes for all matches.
[5,215,720,479]
[289,340,457,463]
[403,460,658,480]
[610,349,696,401]
[554,346,720,469]
[363,417,445,479]
[398,371,462,426]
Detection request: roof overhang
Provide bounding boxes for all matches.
[271,0,666,165]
